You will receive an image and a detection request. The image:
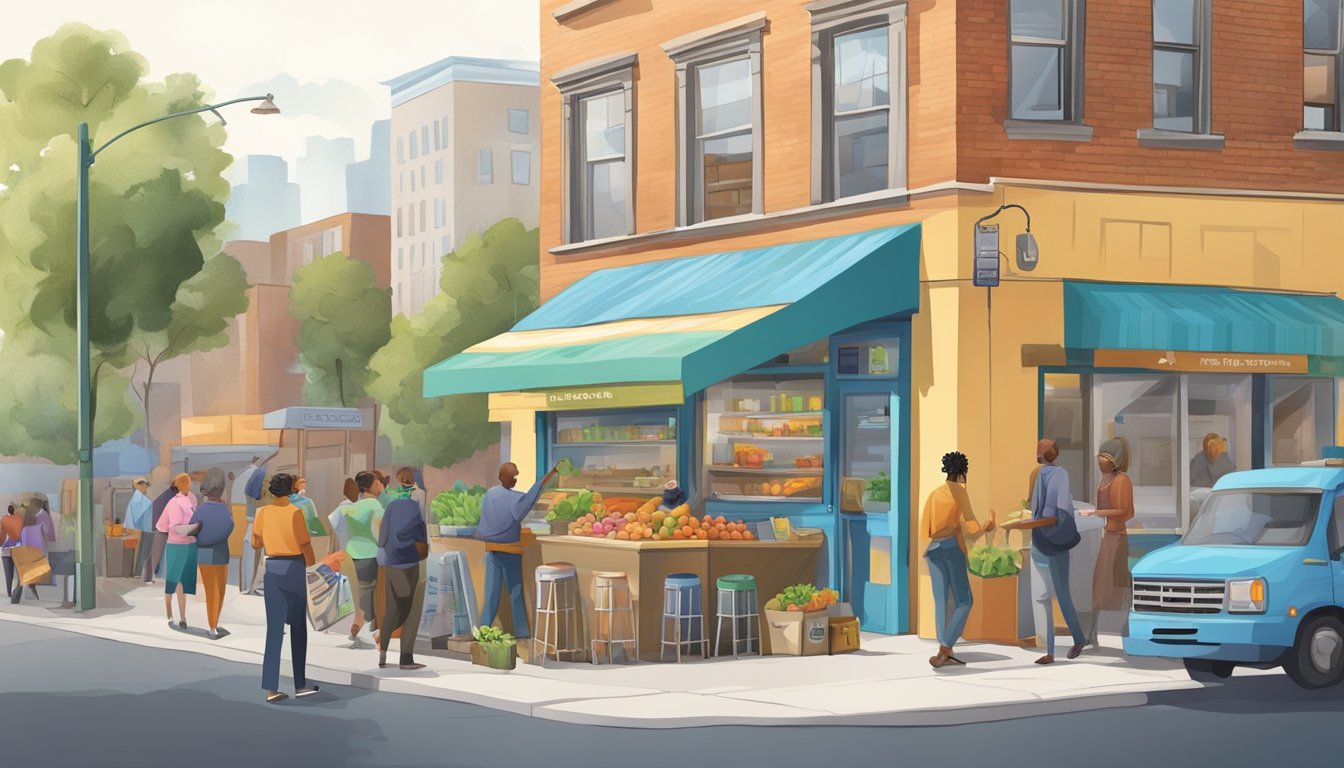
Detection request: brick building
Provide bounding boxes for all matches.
[424,0,1344,641]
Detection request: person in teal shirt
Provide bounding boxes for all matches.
[343,471,385,641]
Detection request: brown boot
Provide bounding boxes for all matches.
[929,645,953,668]
[1035,654,1055,664]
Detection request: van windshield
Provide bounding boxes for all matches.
[1183,491,1321,547]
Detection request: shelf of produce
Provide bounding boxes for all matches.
[706,466,823,476]
[536,535,822,659]
[719,410,823,418]
[715,432,823,441]
[553,440,676,447]
[711,493,822,503]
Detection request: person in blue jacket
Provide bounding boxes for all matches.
[475,462,560,640]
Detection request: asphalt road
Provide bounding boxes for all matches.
[1,621,1339,768]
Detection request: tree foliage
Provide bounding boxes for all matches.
[0,24,239,460]
[368,219,539,467]
[290,251,392,406]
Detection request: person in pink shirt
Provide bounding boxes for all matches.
[156,474,199,629]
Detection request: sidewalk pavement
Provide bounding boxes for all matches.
[0,580,1206,728]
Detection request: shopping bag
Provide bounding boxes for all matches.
[12,546,51,586]
[306,563,354,631]
[420,554,456,639]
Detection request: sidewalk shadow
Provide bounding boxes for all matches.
[1150,674,1344,716]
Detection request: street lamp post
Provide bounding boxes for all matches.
[75,94,279,611]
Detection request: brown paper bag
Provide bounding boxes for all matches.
[840,477,867,513]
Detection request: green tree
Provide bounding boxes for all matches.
[123,252,250,450]
[0,24,236,460]
[290,251,392,406]
[368,219,539,467]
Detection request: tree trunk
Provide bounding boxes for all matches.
[140,362,158,454]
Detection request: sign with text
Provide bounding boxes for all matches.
[1093,350,1309,375]
[537,383,684,411]
[262,407,367,430]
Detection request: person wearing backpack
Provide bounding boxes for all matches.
[1025,439,1086,664]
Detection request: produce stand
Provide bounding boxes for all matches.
[536,536,823,661]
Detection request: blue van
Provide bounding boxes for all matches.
[1124,450,1344,688]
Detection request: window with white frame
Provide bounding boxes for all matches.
[809,0,908,203]
[1151,0,1209,133]
[397,247,404,270]
[508,108,529,134]
[665,15,765,225]
[409,131,418,160]
[434,120,441,151]
[421,125,430,153]
[396,136,404,164]
[420,200,427,233]
[554,52,637,243]
[396,207,403,237]
[478,148,493,184]
[440,117,450,148]
[441,235,451,255]
[1305,0,1344,131]
[1009,0,1085,123]
[511,150,531,185]
[435,158,445,184]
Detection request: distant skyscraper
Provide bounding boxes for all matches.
[226,155,302,242]
[297,136,356,224]
[347,119,391,216]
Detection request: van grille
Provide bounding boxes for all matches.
[1132,579,1225,614]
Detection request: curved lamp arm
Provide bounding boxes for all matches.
[975,203,1032,232]
[89,94,276,163]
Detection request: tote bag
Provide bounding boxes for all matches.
[12,546,51,586]
[306,562,355,631]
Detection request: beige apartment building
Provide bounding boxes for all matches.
[384,57,540,316]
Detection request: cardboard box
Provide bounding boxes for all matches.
[964,574,1024,644]
[829,616,860,654]
[763,598,829,656]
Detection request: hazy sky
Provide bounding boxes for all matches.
[0,0,541,181]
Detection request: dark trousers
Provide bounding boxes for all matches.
[481,551,529,638]
[5,555,38,603]
[353,557,378,629]
[380,564,424,664]
[261,557,307,692]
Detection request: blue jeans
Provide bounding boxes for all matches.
[261,557,307,692]
[1030,548,1086,655]
[925,538,973,648]
[480,551,528,639]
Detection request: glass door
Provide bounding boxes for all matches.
[838,390,897,631]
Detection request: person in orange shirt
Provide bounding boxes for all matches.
[2,504,27,599]
[1081,437,1135,645]
[921,451,995,668]
[251,473,319,703]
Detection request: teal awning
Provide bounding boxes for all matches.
[1064,282,1344,356]
[424,225,921,398]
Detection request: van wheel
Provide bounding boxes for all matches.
[1183,658,1234,682]
[1282,615,1344,689]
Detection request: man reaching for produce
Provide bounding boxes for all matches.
[475,462,561,638]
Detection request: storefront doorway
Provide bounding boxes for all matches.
[838,387,900,633]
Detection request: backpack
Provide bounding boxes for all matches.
[1031,466,1080,554]
[244,466,265,501]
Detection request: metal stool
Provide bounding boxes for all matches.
[660,573,708,662]
[533,562,583,667]
[715,574,760,658]
[591,571,638,664]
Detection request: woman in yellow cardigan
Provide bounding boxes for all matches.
[921,451,996,669]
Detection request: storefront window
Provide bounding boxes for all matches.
[1272,378,1336,465]
[1185,374,1252,506]
[836,338,899,377]
[1042,373,1090,504]
[1092,375,1179,530]
[703,375,824,502]
[550,410,678,496]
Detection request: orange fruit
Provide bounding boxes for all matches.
[707,528,720,540]
[644,529,654,539]
[653,533,662,540]
[743,531,755,541]
[673,529,686,539]
[697,529,708,540]
[730,531,743,540]
[715,516,726,525]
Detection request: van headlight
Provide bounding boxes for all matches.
[1227,578,1267,614]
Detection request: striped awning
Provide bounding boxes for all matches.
[423,225,921,398]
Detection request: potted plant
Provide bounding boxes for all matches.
[470,625,518,671]
[963,530,1026,644]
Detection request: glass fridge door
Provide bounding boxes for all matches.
[839,392,896,619]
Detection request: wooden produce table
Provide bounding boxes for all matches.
[536,536,823,661]
[427,534,541,638]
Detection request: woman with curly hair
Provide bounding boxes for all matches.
[251,473,319,703]
[921,451,995,668]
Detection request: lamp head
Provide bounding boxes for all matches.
[250,94,280,115]
[1015,232,1039,271]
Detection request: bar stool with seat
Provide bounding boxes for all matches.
[661,573,708,662]
[714,574,760,658]
[591,570,638,664]
[533,562,584,667]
